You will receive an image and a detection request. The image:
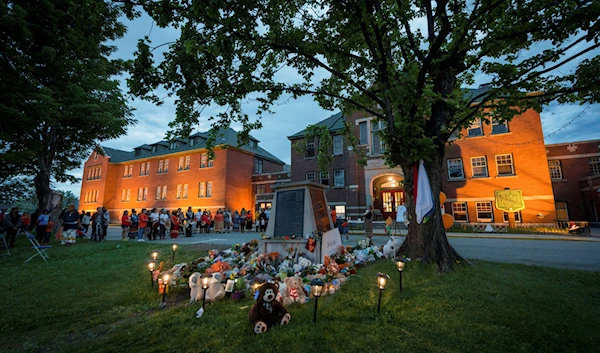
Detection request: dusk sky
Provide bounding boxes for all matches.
[57,14,600,197]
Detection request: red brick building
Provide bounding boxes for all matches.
[546,140,600,222]
[79,128,285,221]
[289,87,557,225]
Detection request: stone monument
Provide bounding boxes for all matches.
[258,181,335,263]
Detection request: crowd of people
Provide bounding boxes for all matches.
[1,205,272,247]
[118,206,272,242]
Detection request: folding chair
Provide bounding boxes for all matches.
[25,232,51,263]
[0,233,10,256]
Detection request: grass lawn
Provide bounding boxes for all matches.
[1,236,599,353]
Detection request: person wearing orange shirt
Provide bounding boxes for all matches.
[138,208,149,242]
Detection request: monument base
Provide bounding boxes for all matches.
[257,238,322,263]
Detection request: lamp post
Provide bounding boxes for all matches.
[148,261,156,287]
[377,272,389,313]
[151,250,159,261]
[201,273,211,310]
[394,257,405,292]
[310,278,325,324]
[172,244,178,261]
[162,273,171,304]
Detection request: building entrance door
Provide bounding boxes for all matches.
[381,190,405,220]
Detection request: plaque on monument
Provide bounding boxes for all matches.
[273,189,305,237]
[310,188,331,233]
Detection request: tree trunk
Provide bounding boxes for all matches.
[398,153,458,272]
[34,169,53,212]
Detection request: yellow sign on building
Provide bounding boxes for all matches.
[494,189,525,212]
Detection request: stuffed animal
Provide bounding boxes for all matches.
[248,282,291,334]
[383,236,402,259]
[189,272,226,304]
[282,276,308,306]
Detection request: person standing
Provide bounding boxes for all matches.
[364,205,373,239]
[81,212,91,237]
[240,208,247,233]
[4,208,20,248]
[35,209,50,244]
[214,209,224,233]
[128,209,138,240]
[91,207,100,241]
[60,204,81,245]
[120,210,131,241]
[100,207,110,241]
[259,209,268,232]
[330,207,337,228]
[170,211,180,238]
[223,209,232,233]
[149,209,159,240]
[159,209,169,239]
[138,208,148,242]
[245,210,253,231]
[195,208,202,233]
[185,207,194,237]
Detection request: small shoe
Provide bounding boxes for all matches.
[122,238,128,241]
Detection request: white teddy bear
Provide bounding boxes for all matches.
[189,272,226,304]
[383,236,402,259]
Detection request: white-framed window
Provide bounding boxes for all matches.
[123,165,128,178]
[371,120,385,155]
[255,158,263,174]
[84,191,89,203]
[333,135,343,155]
[93,190,98,202]
[305,140,315,158]
[121,189,129,202]
[503,211,522,223]
[169,141,177,150]
[548,160,562,180]
[471,156,488,177]
[475,201,493,222]
[144,162,150,175]
[185,156,190,170]
[198,182,205,198]
[334,205,346,219]
[126,189,130,202]
[87,169,92,181]
[358,121,368,145]
[176,184,182,199]
[452,202,468,222]
[97,168,101,179]
[334,169,345,187]
[158,160,164,173]
[206,181,212,197]
[201,153,212,168]
[183,184,188,199]
[447,158,464,180]
[320,171,329,186]
[208,157,213,167]
[143,187,148,201]
[468,118,483,137]
[496,154,515,176]
[164,159,169,172]
[590,157,600,176]
[448,128,459,140]
[156,186,161,200]
[492,119,509,134]
[178,157,184,171]
[161,185,167,200]
[93,152,98,161]
[140,163,146,176]
[137,188,143,201]
[306,172,315,181]
[256,185,266,194]
[128,165,133,177]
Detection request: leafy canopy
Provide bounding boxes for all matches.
[0,0,135,186]
[128,0,599,167]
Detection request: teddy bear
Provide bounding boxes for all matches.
[282,276,308,306]
[248,282,291,334]
[189,272,226,304]
[383,236,402,259]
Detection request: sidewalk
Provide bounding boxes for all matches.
[101,225,600,246]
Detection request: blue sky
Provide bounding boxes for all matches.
[57,13,600,196]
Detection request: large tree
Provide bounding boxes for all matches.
[126,0,599,271]
[0,0,134,212]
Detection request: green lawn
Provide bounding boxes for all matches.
[1,237,599,353]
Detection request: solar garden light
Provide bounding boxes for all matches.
[162,273,171,304]
[148,261,156,287]
[377,272,390,313]
[151,250,159,261]
[172,243,178,260]
[201,273,212,310]
[394,257,405,292]
[310,278,325,323]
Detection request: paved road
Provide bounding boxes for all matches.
[102,227,600,271]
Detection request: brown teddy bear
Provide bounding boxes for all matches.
[248,282,291,334]
[282,276,308,306]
